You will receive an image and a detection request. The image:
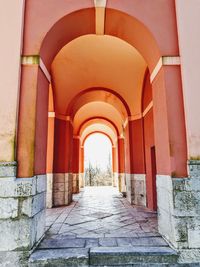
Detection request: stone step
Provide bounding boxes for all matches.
[29,246,178,267]
[89,246,178,266]
[28,248,89,266]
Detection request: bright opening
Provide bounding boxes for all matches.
[84,133,112,186]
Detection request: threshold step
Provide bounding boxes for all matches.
[90,246,178,266]
[28,248,89,267]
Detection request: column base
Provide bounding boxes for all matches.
[53,173,72,206]
[0,251,29,267]
[125,174,146,206]
[79,173,85,188]
[0,164,46,266]
[72,173,80,194]
[46,173,53,208]
[157,161,200,263]
[112,172,118,187]
[118,173,126,193]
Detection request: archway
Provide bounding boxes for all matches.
[16,0,188,256]
[84,133,113,187]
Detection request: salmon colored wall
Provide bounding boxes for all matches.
[106,0,179,71]
[34,69,49,175]
[152,66,187,176]
[17,65,39,177]
[17,67,49,177]
[23,0,178,70]
[53,119,73,173]
[23,1,95,66]
[79,147,84,173]
[118,138,125,173]
[142,71,152,111]
[124,124,130,174]
[144,110,156,210]
[48,85,54,112]
[129,120,145,174]
[142,71,156,210]
[46,117,55,173]
[72,138,80,173]
[176,0,200,159]
[0,0,24,162]
[112,147,118,173]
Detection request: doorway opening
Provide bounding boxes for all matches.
[84,133,113,187]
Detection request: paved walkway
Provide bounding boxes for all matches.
[43,187,165,248]
[30,187,178,266]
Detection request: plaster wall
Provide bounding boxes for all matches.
[0,0,24,161]
[175,0,200,159]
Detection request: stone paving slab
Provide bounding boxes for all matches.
[38,237,86,249]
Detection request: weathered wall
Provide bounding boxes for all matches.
[0,0,24,162]
[157,164,200,263]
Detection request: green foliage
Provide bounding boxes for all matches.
[85,152,112,186]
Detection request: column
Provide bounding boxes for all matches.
[117,137,126,194]
[79,146,85,188]
[72,137,80,193]
[112,146,118,187]
[128,119,146,206]
[53,118,73,206]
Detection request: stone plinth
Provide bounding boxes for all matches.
[46,173,53,208]
[0,162,46,266]
[157,160,200,263]
[112,172,118,187]
[79,173,85,188]
[53,173,72,206]
[125,174,146,206]
[72,173,79,194]
[118,173,126,193]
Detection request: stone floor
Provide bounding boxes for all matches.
[30,187,178,266]
[44,186,160,244]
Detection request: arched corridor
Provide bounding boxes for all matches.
[44,33,160,211]
[1,1,200,266]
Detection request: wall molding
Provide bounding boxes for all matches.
[55,114,73,125]
[142,101,153,117]
[21,55,51,83]
[150,56,180,83]
[94,0,107,8]
[40,58,51,83]
[122,101,153,127]
[48,112,55,118]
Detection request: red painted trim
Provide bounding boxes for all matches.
[66,87,131,116]
[78,116,119,136]
[82,131,114,146]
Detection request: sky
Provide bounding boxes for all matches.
[84,133,112,171]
